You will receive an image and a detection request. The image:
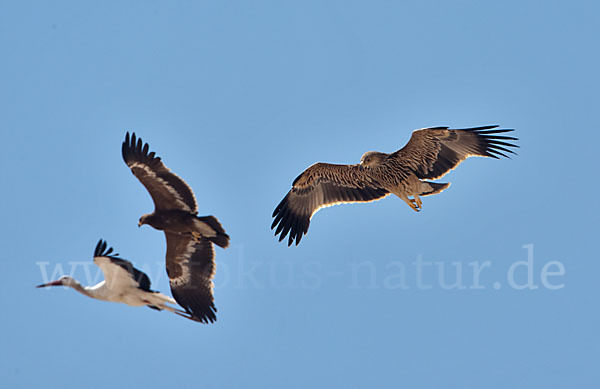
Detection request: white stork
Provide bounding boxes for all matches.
[37,239,196,321]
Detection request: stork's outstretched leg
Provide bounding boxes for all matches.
[173,309,203,322]
[160,303,201,322]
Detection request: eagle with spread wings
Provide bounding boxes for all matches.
[272,125,518,246]
[122,132,229,323]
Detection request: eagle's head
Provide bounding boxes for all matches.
[360,151,387,167]
[138,214,151,227]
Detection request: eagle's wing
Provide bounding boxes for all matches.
[93,239,153,292]
[122,132,198,213]
[272,163,389,246]
[390,125,518,180]
[165,232,217,323]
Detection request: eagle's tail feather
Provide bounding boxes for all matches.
[420,181,450,196]
[196,216,230,249]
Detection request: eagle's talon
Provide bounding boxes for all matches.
[407,201,420,212]
[407,197,421,212]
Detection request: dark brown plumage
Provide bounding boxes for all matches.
[165,232,217,323]
[122,132,229,323]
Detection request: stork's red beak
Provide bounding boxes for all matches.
[36,280,63,288]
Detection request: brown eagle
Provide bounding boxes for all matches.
[272,125,518,246]
[122,132,229,323]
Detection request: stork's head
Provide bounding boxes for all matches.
[36,275,77,288]
[360,151,387,167]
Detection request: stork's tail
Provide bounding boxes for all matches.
[421,181,450,196]
[196,216,230,248]
[145,292,179,311]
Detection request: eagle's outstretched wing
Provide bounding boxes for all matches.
[122,132,198,213]
[390,125,518,180]
[165,232,217,323]
[272,163,389,246]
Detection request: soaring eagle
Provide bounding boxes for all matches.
[272,125,518,246]
[122,132,229,323]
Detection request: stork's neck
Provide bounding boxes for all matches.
[68,280,102,299]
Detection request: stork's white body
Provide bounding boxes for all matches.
[80,279,177,308]
[88,256,177,309]
[37,240,190,319]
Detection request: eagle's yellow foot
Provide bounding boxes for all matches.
[408,198,421,212]
[415,195,422,209]
[190,231,202,241]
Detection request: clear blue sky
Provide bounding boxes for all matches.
[1,1,598,388]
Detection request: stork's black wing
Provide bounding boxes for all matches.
[165,232,217,323]
[93,239,153,292]
[122,132,198,213]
